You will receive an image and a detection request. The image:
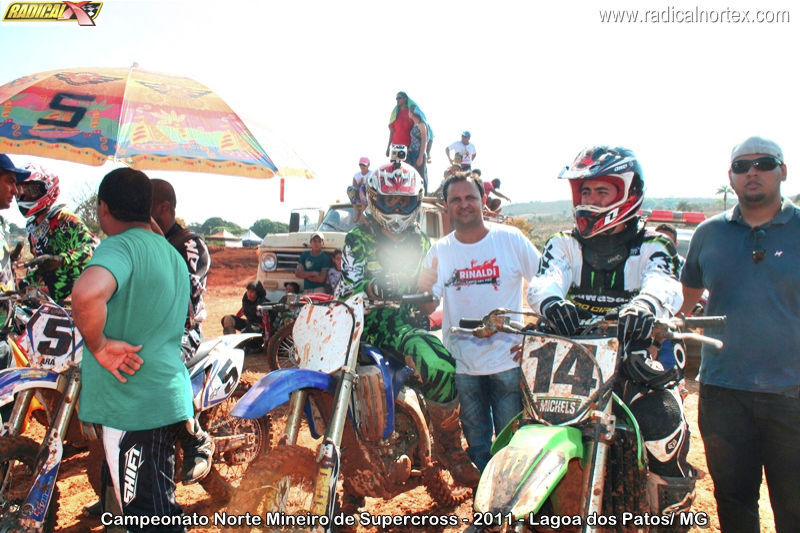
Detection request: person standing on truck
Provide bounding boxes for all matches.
[349,157,371,223]
[336,160,480,487]
[296,231,332,293]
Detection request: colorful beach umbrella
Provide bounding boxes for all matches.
[0,65,279,178]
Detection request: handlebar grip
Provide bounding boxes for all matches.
[682,315,726,329]
[459,318,483,329]
[401,293,437,304]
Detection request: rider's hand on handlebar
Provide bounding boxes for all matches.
[368,279,393,300]
[27,254,64,272]
[618,299,655,343]
[541,297,580,337]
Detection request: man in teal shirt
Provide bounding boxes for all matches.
[72,168,191,531]
[296,231,332,292]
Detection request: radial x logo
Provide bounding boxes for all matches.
[3,1,102,26]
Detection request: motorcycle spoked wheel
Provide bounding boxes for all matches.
[198,375,272,503]
[602,427,651,533]
[266,322,298,370]
[421,463,473,506]
[223,444,328,533]
[0,435,59,533]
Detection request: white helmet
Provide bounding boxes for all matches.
[366,162,423,234]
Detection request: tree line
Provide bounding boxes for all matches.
[68,189,287,239]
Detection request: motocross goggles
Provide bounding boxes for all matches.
[375,193,420,216]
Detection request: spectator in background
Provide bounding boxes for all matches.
[433,153,470,198]
[17,164,97,303]
[654,223,684,271]
[150,179,213,484]
[221,280,269,334]
[407,105,429,193]
[680,136,800,532]
[296,231,331,293]
[349,157,370,223]
[387,91,413,157]
[326,248,343,294]
[446,131,477,170]
[150,179,210,361]
[480,177,511,212]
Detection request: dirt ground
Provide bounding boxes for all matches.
[39,246,776,532]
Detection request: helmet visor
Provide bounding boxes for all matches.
[375,193,419,216]
[16,181,46,202]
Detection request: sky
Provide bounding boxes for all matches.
[0,0,797,230]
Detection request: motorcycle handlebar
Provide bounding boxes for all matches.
[399,292,437,304]
[679,316,726,329]
[459,318,483,329]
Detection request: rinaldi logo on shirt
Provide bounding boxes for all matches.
[122,444,142,505]
[444,258,500,290]
[3,1,102,25]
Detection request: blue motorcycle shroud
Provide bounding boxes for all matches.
[231,344,413,441]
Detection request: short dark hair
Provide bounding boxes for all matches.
[246,280,266,298]
[471,168,482,177]
[442,175,484,202]
[98,168,152,223]
[150,178,177,210]
[654,223,677,242]
[491,178,501,188]
[284,281,300,292]
[332,248,342,257]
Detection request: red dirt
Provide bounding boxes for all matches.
[37,247,775,532]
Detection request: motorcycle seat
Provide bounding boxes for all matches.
[184,339,220,369]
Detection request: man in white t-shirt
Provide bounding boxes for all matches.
[445,131,477,170]
[418,175,540,470]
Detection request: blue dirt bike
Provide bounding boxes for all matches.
[0,290,271,532]
[226,293,471,530]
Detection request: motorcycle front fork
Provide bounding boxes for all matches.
[579,405,616,533]
[1,389,34,437]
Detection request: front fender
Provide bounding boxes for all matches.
[0,367,60,406]
[231,368,336,419]
[474,425,583,519]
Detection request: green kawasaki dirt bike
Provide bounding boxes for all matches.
[457,309,724,533]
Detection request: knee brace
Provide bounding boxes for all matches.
[628,387,693,478]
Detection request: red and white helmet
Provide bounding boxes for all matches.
[366,162,423,234]
[559,146,644,238]
[17,164,60,218]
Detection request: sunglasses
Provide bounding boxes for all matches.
[752,227,766,264]
[731,156,782,174]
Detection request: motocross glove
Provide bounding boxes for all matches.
[28,254,63,273]
[618,299,656,343]
[367,278,393,300]
[541,297,580,337]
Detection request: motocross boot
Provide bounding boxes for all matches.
[180,417,214,483]
[427,399,480,487]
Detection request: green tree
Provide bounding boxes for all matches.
[200,217,244,236]
[250,218,288,237]
[675,200,700,212]
[72,186,102,237]
[716,185,735,210]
